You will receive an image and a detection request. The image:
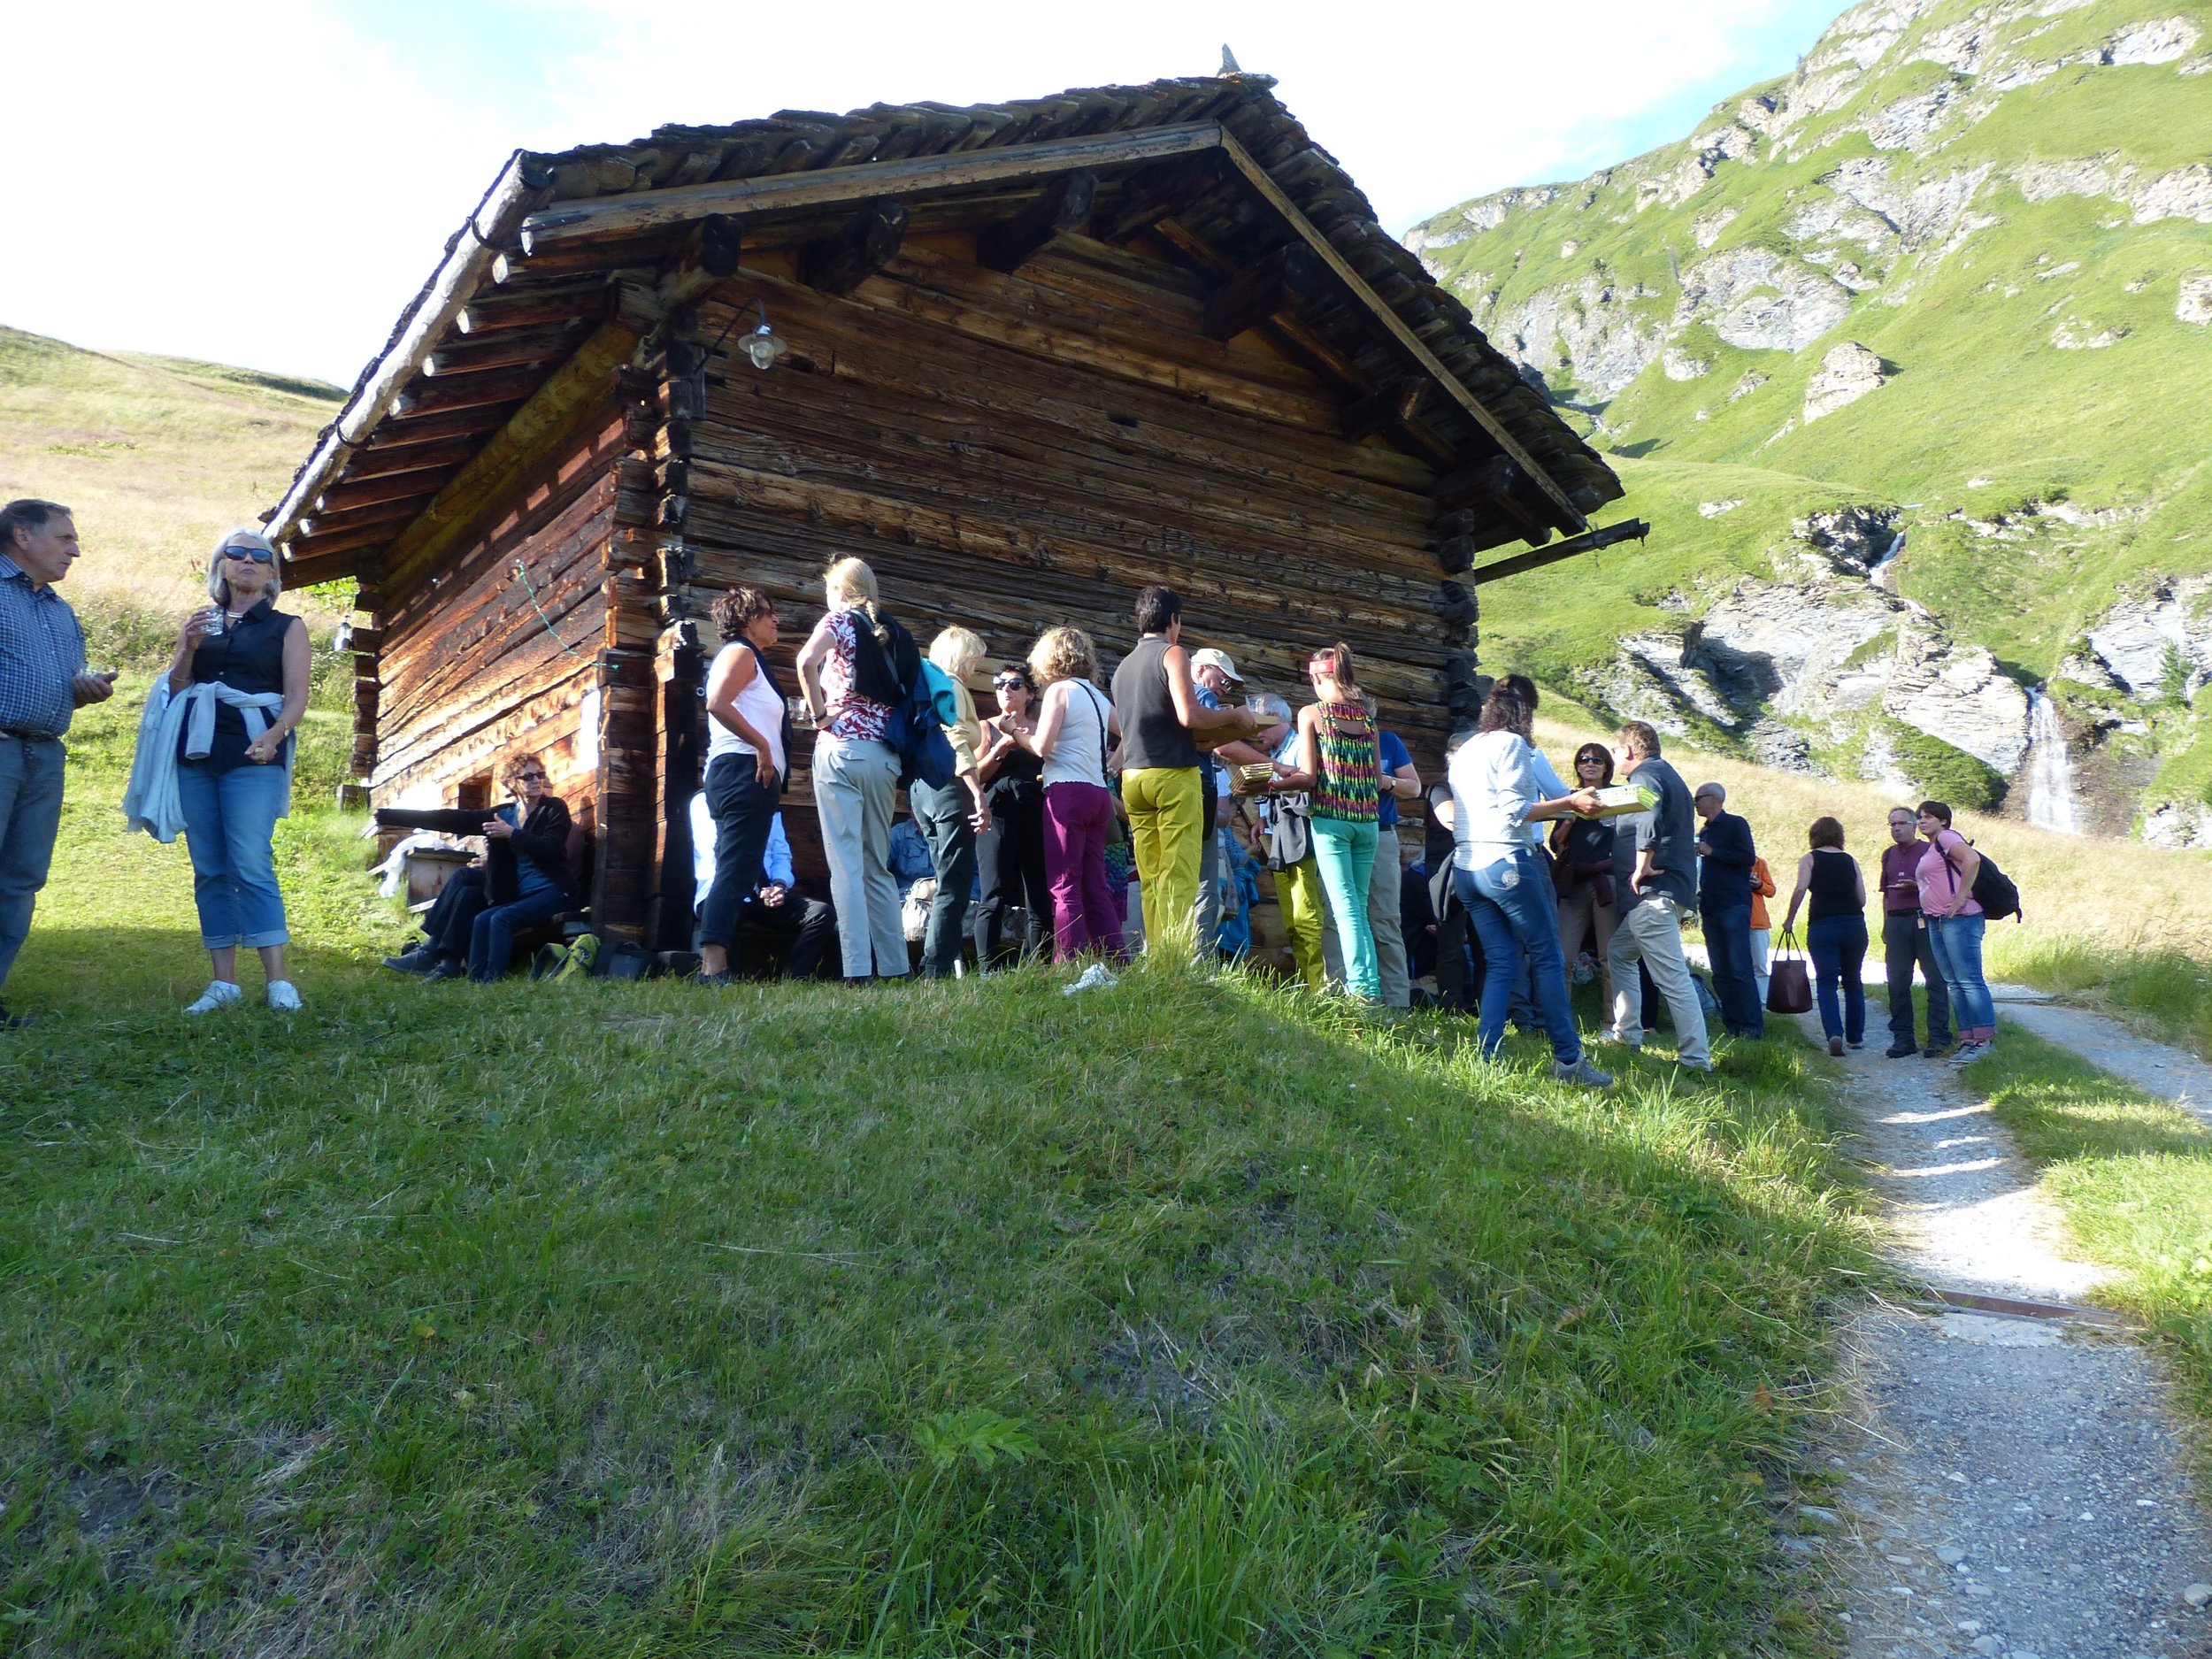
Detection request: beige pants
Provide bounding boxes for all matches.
[1557,879,1618,1011]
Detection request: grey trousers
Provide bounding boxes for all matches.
[1193,780,1221,954]
[0,736,65,994]
[1368,826,1409,1007]
[811,736,906,978]
[1604,895,1711,1065]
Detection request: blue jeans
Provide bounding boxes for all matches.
[1702,902,1763,1037]
[1927,913,1996,1041]
[1456,848,1581,1064]
[1807,914,1869,1044]
[0,735,66,993]
[467,884,569,981]
[699,754,778,962]
[176,761,289,949]
[1312,818,1380,1000]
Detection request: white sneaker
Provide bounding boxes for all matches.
[184,981,244,1016]
[266,980,303,1011]
[1062,964,1119,996]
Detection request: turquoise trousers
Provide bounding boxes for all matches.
[1311,818,1379,1001]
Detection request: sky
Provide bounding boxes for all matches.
[3,0,1842,388]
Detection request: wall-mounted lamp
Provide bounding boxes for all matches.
[741,299,788,370]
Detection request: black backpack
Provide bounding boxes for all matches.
[1944,839,2022,923]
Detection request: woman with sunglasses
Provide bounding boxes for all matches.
[1550,741,1620,1012]
[164,528,311,1013]
[972,662,1051,967]
[1272,642,1383,1001]
[388,751,576,982]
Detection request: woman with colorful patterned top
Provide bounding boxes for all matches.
[795,557,909,982]
[1277,642,1383,1001]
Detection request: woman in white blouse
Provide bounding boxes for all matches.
[1447,682,1613,1087]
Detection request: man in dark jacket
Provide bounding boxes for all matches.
[1694,781,1763,1039]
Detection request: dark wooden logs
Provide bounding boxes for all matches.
[800,198,910,296]
[1199,242,1318,341]
[344,433,483,481]
[391,366,541,419]
[977,170,1096,273]
[457,283,610,335]
[426,324,588,378]
[317,468,455,514]
[1341,377,1425,440]
[697,212,743,278]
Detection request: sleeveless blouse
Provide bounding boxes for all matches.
[1310,700,1379,824]
[178,597,296,772]
[706,641,787,776]
[821,610,891,744]
[1042,680,1111,788]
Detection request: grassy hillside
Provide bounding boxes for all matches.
[1413,0,2212,825]
[0,326,342,657]
[0,688,1874,1655]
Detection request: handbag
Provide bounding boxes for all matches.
[1766,926,1813,1015]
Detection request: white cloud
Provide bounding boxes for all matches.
[0,0,1832,383]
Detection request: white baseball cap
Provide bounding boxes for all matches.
[1189,648,1244,686]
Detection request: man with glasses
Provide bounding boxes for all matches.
[1878,804,1953,1056]
[1188,649,1272,958]
[0,499,115,1027]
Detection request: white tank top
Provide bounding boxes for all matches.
[1042,680,1110,787]
[706,642,785,777]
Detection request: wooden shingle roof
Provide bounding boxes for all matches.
[268,73,1624,581]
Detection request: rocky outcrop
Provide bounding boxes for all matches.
[2142,800,2212,850]
[1495,274,1666,397]
[1677,250,1854,351]
[1803,342,1887,421]
[2178,275,2212,324]
[2082,578,2212,699]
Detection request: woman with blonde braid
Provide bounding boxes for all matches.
[1274,642,1382,1001]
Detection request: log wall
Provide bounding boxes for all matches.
[368,408,630,823]
[649,235,1450,903]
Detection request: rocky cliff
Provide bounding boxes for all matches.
[1411,0,2212,841]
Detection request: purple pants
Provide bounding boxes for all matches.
[1041,781,1126,964]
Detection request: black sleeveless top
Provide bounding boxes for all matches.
[180,596,297,772]
[986,723,1044,795]
[1110,635,1200,772]
[1807,848,1861,923]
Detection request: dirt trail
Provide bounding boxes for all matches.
[1807,1022,2212,1659]
[1988,987,2212,1125]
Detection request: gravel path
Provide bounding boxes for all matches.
[1987,989,2212,1125]
[1808,1027,2212,1657]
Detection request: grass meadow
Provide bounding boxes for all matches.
[0,679,1885,1655]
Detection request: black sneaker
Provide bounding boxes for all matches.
[1885,1041,1918,1058]
[0,1002,33,1030]
[422,959,465,983]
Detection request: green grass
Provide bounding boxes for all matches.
[1990,938,2212,1063]
[1964,1031,2212,1417]
[0,689,1878,1655]
[1411,0,2212,810]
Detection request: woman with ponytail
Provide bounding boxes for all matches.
[795,557,909,981]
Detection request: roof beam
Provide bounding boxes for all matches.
[516,122,1225,252]
[800,198,910,296]
[977,170,1096,273]
[268,149,554,550]
[1200,242,1319,341]
[1468,518,1647,586]
[1210,132,1586,534]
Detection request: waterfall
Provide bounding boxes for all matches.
[1867,528,1907,588]
[2024,688,2082,835]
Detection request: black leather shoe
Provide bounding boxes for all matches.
[1885,1041,1918,1058]
[1923,1041,1954,1058]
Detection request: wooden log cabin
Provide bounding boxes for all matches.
[265,72,1634,949]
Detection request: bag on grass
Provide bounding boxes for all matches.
[1766,926,1813,1015]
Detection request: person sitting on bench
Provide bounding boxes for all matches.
[380,751,575,981]
[689,792,837,981]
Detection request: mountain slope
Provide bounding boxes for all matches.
[1410,0,2212,841]
[0,326,342,649]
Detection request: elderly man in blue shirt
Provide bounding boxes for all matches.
[0,500,116,1027]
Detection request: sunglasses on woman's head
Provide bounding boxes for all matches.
[224,546,276,564]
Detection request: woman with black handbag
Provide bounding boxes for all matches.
[1779,816,1868,1055]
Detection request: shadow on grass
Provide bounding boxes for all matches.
[0,934,1870,1657]
[1967,1028,2212,1419]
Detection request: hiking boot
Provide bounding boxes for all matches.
[1552,1056,1615,1089]
[1828,1036,1845,1057]
[1885,1041,1918,1058]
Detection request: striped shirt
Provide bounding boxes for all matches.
[0,554,87,738]
[1310,700,1379,823]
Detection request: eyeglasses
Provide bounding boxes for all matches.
[223,546,276,564]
